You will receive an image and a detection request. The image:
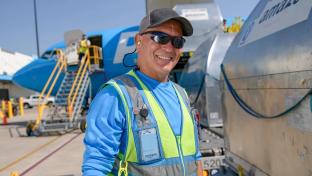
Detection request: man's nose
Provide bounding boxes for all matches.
[161,41,175,51]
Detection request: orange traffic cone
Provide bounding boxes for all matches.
[2,114,8,125]
[0,111,8,125]
[3,116,7,125]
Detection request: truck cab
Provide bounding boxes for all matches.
[23,94,55,109]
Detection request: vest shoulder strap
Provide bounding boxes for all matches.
[172,82,191,110]
[114,75,145,111]
[99,74,146,117]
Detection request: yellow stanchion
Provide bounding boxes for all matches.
[8,101,13,118]
[19,97,24,117]
[0,110,3,119]
[1,100,5,112]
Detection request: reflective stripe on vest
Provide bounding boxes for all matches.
[113,157,198,176]
[79,40,88,53]
[128,70,196,158]
[106,80,137,162]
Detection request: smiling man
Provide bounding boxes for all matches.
[82,8,202,176]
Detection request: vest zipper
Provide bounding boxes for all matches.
[176,136,186,176]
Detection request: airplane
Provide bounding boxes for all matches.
[13,1,224,99]
[13,26,140,98]
[12,1,231,135]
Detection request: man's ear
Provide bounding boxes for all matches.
[135,34,142,49]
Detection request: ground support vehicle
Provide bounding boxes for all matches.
[23,94,55,109]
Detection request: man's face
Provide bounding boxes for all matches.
[136,20,183,81]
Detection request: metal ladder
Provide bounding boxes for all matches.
[44,69,90,131]
[26,48,95,136]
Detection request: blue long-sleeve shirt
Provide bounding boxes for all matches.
[82,71,201,175]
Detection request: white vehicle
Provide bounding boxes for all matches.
[23,94,55,109]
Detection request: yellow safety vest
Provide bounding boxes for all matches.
[106,70,198,176]
[79,39,88,53]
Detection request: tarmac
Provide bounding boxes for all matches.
[0,107,84,176]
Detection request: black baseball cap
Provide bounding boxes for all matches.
[139,8,193,36]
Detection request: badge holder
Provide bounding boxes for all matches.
[134,103,161,162]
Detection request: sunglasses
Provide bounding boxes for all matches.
[140,31,185,49]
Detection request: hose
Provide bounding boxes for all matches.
[220,64,312,119]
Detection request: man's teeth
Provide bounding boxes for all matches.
[157,55,171,60]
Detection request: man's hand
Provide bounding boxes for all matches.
[197,160,203,176]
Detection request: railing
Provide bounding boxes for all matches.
[33,49,66,130]
[89,45,102,65]
[67,45,101,118]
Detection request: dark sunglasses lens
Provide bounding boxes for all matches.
[153,34,170,45]
[172,37,185,49]
[148,32,185,49]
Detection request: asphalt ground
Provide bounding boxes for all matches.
[0,107,84,176]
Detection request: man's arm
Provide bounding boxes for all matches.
[82,86,126,175]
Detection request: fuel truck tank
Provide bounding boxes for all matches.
[179,32,236,128]
[221,0,312,175]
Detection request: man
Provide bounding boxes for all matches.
[82,8,202,176]
[77,34,90,66]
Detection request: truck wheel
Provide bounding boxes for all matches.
[26,122,34,136]
[80,119,86,133]
[26,121,40,136]
[24,103,31,109]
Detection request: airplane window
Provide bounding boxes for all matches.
[41,50,58,60]
[41,51,52,60]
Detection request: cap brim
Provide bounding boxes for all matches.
[149,16,193,36]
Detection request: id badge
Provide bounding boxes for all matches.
[139,128,160,162]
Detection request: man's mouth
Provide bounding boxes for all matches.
[156,54,172,61]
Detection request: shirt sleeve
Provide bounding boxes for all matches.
[82,85,126,175]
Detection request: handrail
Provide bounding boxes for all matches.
[89,45,102,65]
[37,50,63,105]
[67,45,101,118]
[67,50,90,117]
[33,50,67,130]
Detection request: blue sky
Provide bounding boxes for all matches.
[0,0,259,56]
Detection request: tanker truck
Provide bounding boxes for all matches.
[180,0,312,175]
[219,0,312,175]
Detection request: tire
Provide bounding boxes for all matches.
[24,103,31,109]
[26,122,34,136]
[13,106,18,116]
[46,101,53,107]
[80,119,86,133]
[26,121,41,136]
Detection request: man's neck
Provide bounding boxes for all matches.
[137,69,169,83]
